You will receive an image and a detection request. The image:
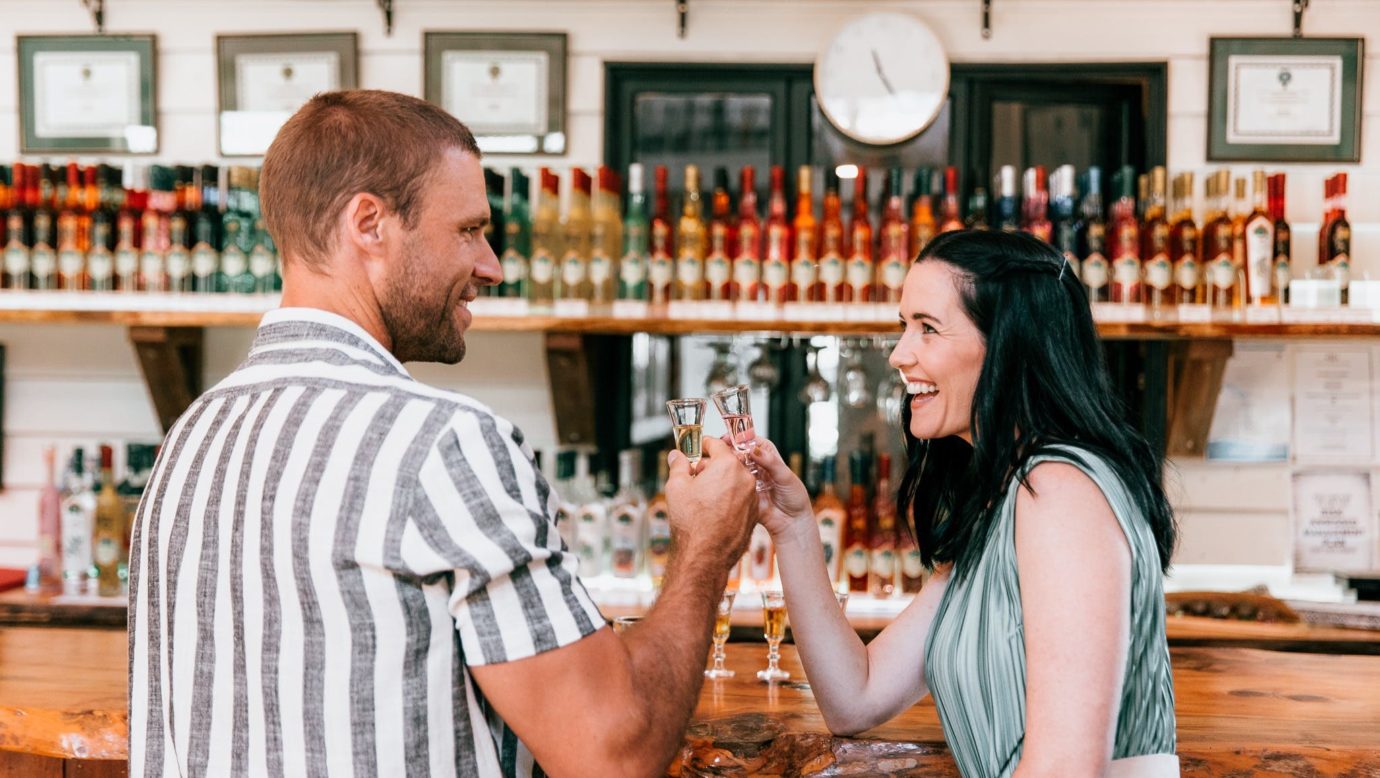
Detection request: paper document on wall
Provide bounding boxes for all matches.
[1206,343,1290,461]
[1292,470,1375,572]
[1293,348,1374,461]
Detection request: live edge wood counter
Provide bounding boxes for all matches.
[3,629,1379,777]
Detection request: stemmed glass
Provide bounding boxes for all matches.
[665,398,707,473]
[757,590,790,682]
[710,383,768,492]
[705,591,736,679]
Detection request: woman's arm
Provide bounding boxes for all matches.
[1012,462,1133,778]
[750,439,951,736]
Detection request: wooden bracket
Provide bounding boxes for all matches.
[676,0,689,38]
[1293,0,1309,38]
[377,0,394,36]
[981,0,992,39]
[129,326,203,434]
[81,0,105,33]
[544,332,597,447]
[1165,339,1233,458]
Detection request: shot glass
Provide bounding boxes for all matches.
[665,398,707,473]
[710,384,768,492]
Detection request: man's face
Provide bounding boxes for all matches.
[379,148,500,364]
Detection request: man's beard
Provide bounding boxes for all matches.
[379,239,467,365]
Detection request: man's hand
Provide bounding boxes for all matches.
[665,435,756,570]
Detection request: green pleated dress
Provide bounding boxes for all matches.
[923,446,1177,777]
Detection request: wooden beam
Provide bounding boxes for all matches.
[544,332,597,448]
[128,327,203,434]
[1165,339,1233,458]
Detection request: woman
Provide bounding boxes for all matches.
[750,230,1179,777]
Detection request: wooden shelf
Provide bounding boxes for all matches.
[1,292,1380,338]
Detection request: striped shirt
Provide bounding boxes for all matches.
[129,307,604,777]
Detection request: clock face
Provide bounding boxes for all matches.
[814,12,950,146]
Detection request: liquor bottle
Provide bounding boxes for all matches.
[788,165,818,303]
[869,453,898,599]
[36,446,62,590]
[250,221,281,294]
[909,167,937,255]
[165,167,194,293]
[965,185,990,230]
[744,523,775,588]
[1229,176,1250,287]
[645,453,672,588]
[92,445,125,597]
[1141,166,1173,309]
[674,164,708,300]
[528,168,561,304]
[3,164,30,290]
[842,451,872,593]
[30,181,57,290]
[648,165,674,303]
[1021,166,1052,242]
[762,165,792,305]
[877,168,910,304]
[1168,172,1201,305]
[1202,171,1237,309]
[1049,164,1081,282]
[1108,165,1141,304]
[499,168,531,299]
[618,163,650,301]
[221,168,257,294]
[894,510,925,595]
[60,449,95,595]
[191,165,222,294]
[118,444,155,564]
[572,453,608,576]
[608,449,646,579]
[938,166,964,233]
[704,168,735,300]
[553,450,578,552]
[114,186,140,292]
[818,168,847,303]
[86,167,114,292]
[1321,173,1351,301]
[845,170,874,303]
[813,455,845,585]
[1078,167,1110,303]
[141,165,174,293]
[56,163,87,290]
[1137,173,1150,220]
[1269,173,1291,304]
[1243,170,1275,305]
[559,168,594,301]
[994,165,1020,232]
[733,166,763,303]
[592,166,623,300]
[482,168,506,267]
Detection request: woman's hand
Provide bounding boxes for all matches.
[735,435,815,540]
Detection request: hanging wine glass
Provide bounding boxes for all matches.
[842,339,873,409]
[747,343,780,392]
[704,341,739,396]
[799,345,831,404]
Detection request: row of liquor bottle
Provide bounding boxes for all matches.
[483,162,1352,309]
[0,162,281,293]
[553,445,923,599]
[29,442,156,598]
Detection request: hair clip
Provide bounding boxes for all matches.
[1057,255,1070,281]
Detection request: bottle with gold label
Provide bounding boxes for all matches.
[733,166,762,303]
[845,168,874,303]
[789,166,818,303]
[877,168,910,304]
[869,454,898,598]
[1229,176,1250,291]
[648,165,674,304]
[589,166,622,303]
[1243,170,1275,306]
[92,445,125,598]
[1269,174,1291,305]
[675,164,707,300]
[1167,173,1199,305]
[1203,171,1237,309]
[842,451,872,593]
[706,167,736,300]
[818,169,847,303]
[558,168,594,300]
[1141,166,1173,310]
[1108,165,1141,305]
[528,168,561,304]
[812,455,845,585]
[762,166,792,304]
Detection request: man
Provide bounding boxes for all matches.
[128,89,757,777]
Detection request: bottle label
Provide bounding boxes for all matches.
[733,256,760,288]
[250,249,275,279]
[609,507,640,578]
[763,258,788,290]
[31,247,56,277]
[649,255,673,289]
[1175,255,1199,291]
[620,253,647,287]
[530,250,555,284]
[847,258,872,291]
[1081,253,1108,289]
[1246,223,1273,299]
[790,258,817,290]
[222,247,248,277]
[589,254,612,285]
[167,248,191,280]
[94,537,119,566]
[561,255,588,287]
[882,258,907,291]
[1145,254,1172,291]
[819,255,845,286]
[58,249,84,278]
[818,514,842,574]
[115,248,139,278]
[1113,256,1141,287]
[844,545,869,578]
[870,548,896,579]
[1332,254,1350,288]
[676,255,703,286]
[706,255,731,286]
[1209,255,1235,290]
[140,250,164,277]
[3,246,29,276]
[88,251,114,283]
[192,247,219,278]
[902,548,925,579]
[501,250,528,282]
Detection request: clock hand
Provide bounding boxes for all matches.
[871,49,896,95]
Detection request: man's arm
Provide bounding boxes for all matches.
[470,436,756,778]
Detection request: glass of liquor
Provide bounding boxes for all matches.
[612,616,641,635]
[757,590,791,682]
[709,383,768,491]
[666,398,707,473]
[705,590,737,679]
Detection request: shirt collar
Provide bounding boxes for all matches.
[254,307,411,376]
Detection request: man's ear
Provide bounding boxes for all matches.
[341,192,388,258]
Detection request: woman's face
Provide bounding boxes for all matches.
[888,260,987,443]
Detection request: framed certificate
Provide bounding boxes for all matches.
[424,32,567,155]
[217,33,358,157]
[1208,37,1363,162]
[17,34,158,154]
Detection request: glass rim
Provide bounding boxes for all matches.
[709,383,752,399]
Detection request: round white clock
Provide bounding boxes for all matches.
[814,12,950,146]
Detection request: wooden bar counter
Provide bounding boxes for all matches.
[2,628,1379,776]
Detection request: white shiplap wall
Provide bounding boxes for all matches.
[0,0,1377,574]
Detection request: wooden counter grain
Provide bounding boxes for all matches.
[2,627,1379,776]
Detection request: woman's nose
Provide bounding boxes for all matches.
[888,340,913,369]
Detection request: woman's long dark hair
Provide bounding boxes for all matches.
[897,229,1176,575]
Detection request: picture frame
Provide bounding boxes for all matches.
[1208,37,1363,163]
[423,32,567,155]
[17,34,158,154]
[217,32,359,157]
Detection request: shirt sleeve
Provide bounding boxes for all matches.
[408,407,605,666]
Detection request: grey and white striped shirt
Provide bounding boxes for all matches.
[129,307,604,777]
